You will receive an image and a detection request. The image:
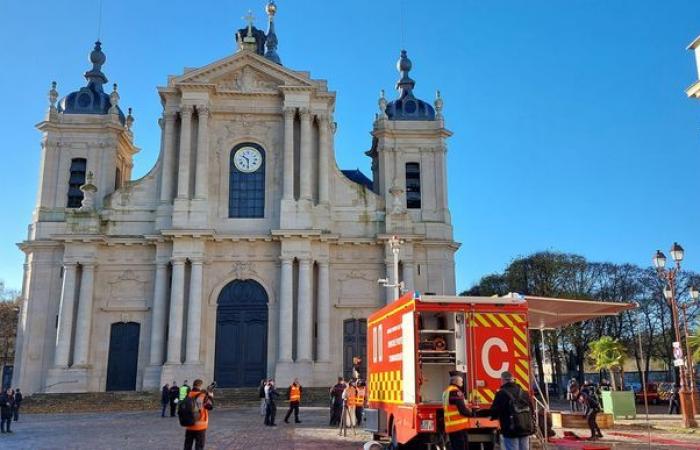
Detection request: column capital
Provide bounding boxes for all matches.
[189,257,205,265]
[180,104,194,117]
[316,111,329,123]
[298,257,312,266]
[171,257,187,265]
[63,261,78,268]
[283,107,296,119]
[317,259,330,267]
[279,256,294,264]
[299,107,311,120]
[163,110,178,121]
[80,262,96,270]
[196,105,210,118]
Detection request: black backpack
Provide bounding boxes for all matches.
[178,393,204,427]
[503,387,535,437]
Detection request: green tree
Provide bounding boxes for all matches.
[588,336,627,390]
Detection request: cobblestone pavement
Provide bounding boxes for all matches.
[0,406,372,450]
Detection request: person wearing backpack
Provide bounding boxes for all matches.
[179,379,214,450]
[485,371,535,450]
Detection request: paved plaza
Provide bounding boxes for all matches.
[7,403,700,449]
[1,406,372,450]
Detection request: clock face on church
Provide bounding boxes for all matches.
[233,146,263,173]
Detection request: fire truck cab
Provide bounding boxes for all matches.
[364,291,531,449]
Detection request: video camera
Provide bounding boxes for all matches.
[206,381,217,393]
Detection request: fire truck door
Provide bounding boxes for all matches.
[468,311,529,406]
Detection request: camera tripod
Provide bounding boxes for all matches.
[337,401,357,437]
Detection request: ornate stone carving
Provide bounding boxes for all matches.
[228,261,258,280]
[336,269,380,307]
[216,66,280,92]
[105,269,148,310]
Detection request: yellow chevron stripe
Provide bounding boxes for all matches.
[500,314,515,328]
[513,314,525,324]
[513,337,527,355]
[515,364,529,384]
[483,388,495,401]
[518,359,529,369]
[475,313,491,328]
[486,313,504,328]
[511,324,526,341]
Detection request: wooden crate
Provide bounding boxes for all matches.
[550,411,614,429]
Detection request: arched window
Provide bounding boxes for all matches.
[67,158,87,208]
[229,143,265,218]
[405,162,421,209]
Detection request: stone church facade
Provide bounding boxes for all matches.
[14,2,457,394]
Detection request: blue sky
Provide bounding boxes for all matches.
[1,1,699,293]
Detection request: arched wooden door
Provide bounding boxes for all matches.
[105,322,140,391]
[214,279,268,387]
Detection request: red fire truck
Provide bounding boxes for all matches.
[364,291,532,449]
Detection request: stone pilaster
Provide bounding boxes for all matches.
[176,105,194,199]
[316,260,330,362]
[54,263,78,367]
[149,262,169,366]
[278,256,293,362]
[160,111,177,203]
[299,108,312,202]
[296,258,313,362]
[194,106,210,199]
[185,259,203,364]
[166,258,186,364]
[73,263,95,366]
[282,107,295,201]
[317,113,330,204]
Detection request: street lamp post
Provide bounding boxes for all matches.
[654,243,698,428]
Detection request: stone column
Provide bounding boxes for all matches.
[185,259,204,364]
[278,257,293,362]
[296,258,313,362]
[166,258,186,364]
[176,105,194,199]
[149,262,169,365]
[317,260,330,362]
[194,106,210,199]
[403,261,415,294]
[159,111,177,203]
[54,263,78,367]
[299,108,312,201]
[282,107,296,200]
[73,263,95,366]
[318,114,330,204]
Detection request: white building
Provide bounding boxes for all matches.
[14,2,457,394]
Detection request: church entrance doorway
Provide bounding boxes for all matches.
[214,279,268,387]
[105,322,140,391]
[343,319,367,380]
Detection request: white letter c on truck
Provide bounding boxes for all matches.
[482,337,509,379]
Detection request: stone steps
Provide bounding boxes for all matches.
[22,387,333,414]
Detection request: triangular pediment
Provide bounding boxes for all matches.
[170,51,317,92]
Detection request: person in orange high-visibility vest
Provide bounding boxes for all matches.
[354,379,367,426]
[183,379,214,450]
[342,380,358,427]
[442,375,472,450]
[284,378,303,424]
